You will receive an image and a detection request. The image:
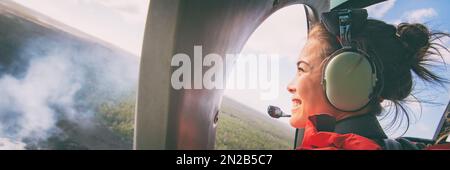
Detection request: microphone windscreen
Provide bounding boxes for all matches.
[268,105,283,118]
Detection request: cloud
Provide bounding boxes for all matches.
[366,0,396,18]
[0,138,26,150]
[403,8,438,23]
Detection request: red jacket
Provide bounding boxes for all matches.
[297,114,382,150]
[296,114,450,150]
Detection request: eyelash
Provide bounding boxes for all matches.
[297,67,305,73]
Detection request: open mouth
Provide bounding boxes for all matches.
[292,99,302,110]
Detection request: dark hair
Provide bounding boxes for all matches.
[309,19,450,134]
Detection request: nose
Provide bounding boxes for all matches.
[287,80,296,94]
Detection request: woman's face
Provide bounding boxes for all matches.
[287,38,335,128]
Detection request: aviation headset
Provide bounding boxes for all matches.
[320,9,384,112]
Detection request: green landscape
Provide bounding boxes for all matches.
[95,95,295,150]
[215,96,295,150]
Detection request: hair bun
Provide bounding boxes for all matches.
[396,23,448,85]
[397,23,430,52]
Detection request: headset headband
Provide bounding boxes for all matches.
[321,9,368,47]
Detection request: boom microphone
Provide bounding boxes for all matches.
[267,105,291,118]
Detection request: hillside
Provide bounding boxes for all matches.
[92,95,296,150]
[0,0,138,149]
[216,96,295,150]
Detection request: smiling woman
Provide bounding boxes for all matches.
[288,8,450,150]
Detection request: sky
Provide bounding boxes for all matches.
[11,0,450,140]
[12,0,150,56]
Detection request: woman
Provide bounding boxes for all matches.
[287,9,449,150]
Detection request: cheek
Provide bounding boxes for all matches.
[302,72,335,117]
[299,74,322,105]
[290,72,329,127]
[290,74,320,128]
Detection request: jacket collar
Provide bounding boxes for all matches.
[310,113,388,140]
[335,113,388,139]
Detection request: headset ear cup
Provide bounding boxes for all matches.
[323,50,376,112]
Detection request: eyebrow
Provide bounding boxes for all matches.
[296,60,312,69]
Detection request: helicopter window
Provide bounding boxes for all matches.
[217,4,308,150]
[0,0,149,149]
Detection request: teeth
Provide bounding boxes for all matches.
[292,100,301,109]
